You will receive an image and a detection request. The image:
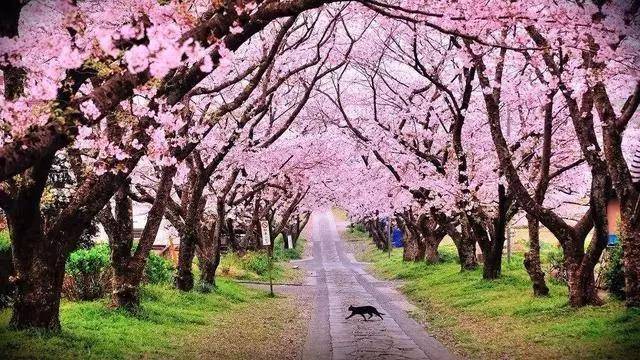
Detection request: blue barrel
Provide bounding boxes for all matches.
[392,227,404,247]
[607,234,619,247]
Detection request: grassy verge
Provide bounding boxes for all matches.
[0,280,306,359]
[184,287,311,360]
[344,228,640,360]
[218,236,306,284]
[0,280,264,359]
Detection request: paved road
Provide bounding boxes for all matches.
[301,211,453,360]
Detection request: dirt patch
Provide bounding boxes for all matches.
[183,286,313,360]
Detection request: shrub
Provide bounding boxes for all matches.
[0,231,9,253]
[273,236,304,261]
[64,244,111,300]
[0,231,13,308]
[349,223,367,234]
[602,245,625,299]
[145,253,174,284]
[545,246,566,284]
[242,253,270,275]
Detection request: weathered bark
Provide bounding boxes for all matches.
[402,227,425,262]
[110,272,141,311]
[367,218,389,251]
[424,237,441,264]
[474,184,511,280]
[176,231,197,291]
[447,219,478,271]
[622,219,640,307]
[8,202,66,330]
[100,167,176,310]
[524,216,550,296]
[592,81,640,307]
[196,202,226,291]
[9,253,65,331]
[5,156,66,330]
[416,213,446,264]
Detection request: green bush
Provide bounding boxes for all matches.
[349,223,367,234]
[64,244,111,300]
[242,253,270,275]
[66,244,110,276]
[603,245,625,299]
[273,236,304,261]
[0,231,9,253]
[0,231,12,308]
[145,253,174,284]
[545,246,566,283]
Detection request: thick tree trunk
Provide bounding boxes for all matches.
[424,239,440,264]
[482,250,502,280]
[197,254,217,291]
[196,230,222,292]
[10,250,65,331]
[6,158,69,331]
[457,237,477,270]
[566,261,602,307]
[176,231,197,291]
[367,220,388,251]
[402,230,425,262]
[524,216,550,296]
[9,214,66,330]
[621,205,640,307]
[449,223,478,271]
[111,271,141,311]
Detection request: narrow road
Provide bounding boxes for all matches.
[301,211,453,360]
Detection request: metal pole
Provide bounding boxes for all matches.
[268,244,274,296]
[506,221,511,264]
[506,109,512,265]
[388,218,392,259]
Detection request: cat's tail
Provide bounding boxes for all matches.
[378,312,385,315]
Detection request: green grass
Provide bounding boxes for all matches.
[0,280,270,359]
[217,236,306,283]
[0,231,10,253]
[349,232,640,359]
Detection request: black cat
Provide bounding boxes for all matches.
[345,305,385,321]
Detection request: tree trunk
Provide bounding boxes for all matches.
[367,220,387,251]
[111,271,141,311]
[566,260,602,307]
[450,226,477,271]
[424,239,439,264]
[196,230,222,292]
[621,202,640,307]
[226,218,238,252]
[422,228,445,264]
[524,216,550,296]
[6,161,68,331]
[175,231,197,291]
[10,249,65,331]
[482,250,502,280]
[197,249,217,291]
[402,230,425,262]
